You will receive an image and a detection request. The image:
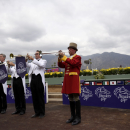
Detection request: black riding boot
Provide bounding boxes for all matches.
[66,101,75,123]
[72,100,81,125]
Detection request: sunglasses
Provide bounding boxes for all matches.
[34,53,39,55]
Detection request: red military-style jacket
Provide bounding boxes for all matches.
[58,54,82,94]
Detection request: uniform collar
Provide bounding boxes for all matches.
[69,53,77,59]
[36,58,41,61]
[0,60,5,63]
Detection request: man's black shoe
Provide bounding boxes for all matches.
[72,117,81,125]
[12,111,20,115]
[19,111,25,115]
[39,114,45,118]
[1,110,6,114]
[31,114,39,118]
[66,116,75,123]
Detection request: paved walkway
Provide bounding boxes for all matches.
[0,103,130,130]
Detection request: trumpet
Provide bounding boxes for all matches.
[42,51,68,56]
[10,53,28,59]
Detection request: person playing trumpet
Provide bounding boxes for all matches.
[26,50,47,118]
[58,42,82,125]
[8,56,26,115]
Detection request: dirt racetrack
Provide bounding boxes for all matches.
[0,103,130,130]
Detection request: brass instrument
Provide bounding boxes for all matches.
[42,51,68,56]
[10,53,28,59]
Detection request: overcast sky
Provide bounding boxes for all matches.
[0,0,130,59]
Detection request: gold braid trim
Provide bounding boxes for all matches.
[69,72,78,75]
[61,55,67,61]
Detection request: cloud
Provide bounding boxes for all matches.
[0,23,46,42]
[0,0,130,59]
[9,23,46,42]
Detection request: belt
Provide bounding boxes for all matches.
[65,72,78,75]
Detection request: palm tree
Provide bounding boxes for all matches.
[54,62,56,67]
[89,59,92,70]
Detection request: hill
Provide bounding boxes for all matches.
[42,52,130,70]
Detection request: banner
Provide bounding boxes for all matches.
[16,57,27,78]
[63,85,130,109]
[7,85,47,104]
[0,64,8,84]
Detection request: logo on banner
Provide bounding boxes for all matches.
[8,88,32,99]
[25,88,32,99]
[0,69,7,81]
[95,87,111,101]
[64,94,69,99]
[81,87,93,101]
[17,62,26,74]
[8,89,14,99]
[114,86,130,103]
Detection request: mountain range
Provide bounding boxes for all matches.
[42,52,130,70]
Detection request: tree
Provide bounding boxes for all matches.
[89,59,92,70]
[54,62,56,67]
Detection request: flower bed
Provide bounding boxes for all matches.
[100,67,130,75]
[44,72,64,78]
[7,67,130,80]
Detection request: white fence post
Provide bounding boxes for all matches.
[46,82,48,103]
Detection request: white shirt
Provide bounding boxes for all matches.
[26,58,47,92]
[8,65,26,93]
[9,65,19,78]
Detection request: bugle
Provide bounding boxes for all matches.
[10,53,28,59]
[42,51,68,56]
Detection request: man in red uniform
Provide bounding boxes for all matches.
[58,42,82,125]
